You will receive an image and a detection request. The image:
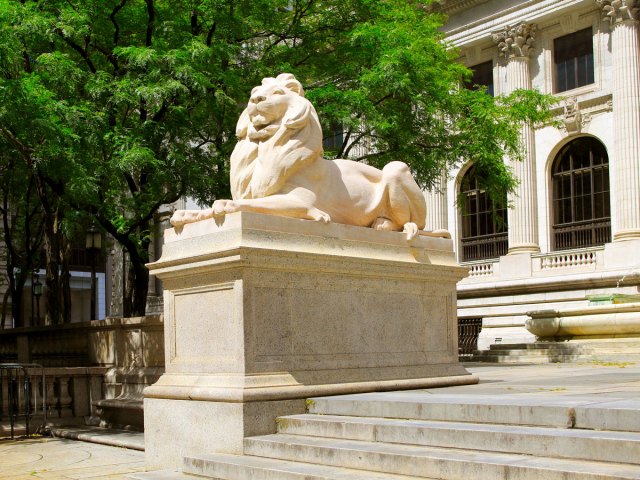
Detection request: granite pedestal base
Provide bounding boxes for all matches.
[144,212,476,470]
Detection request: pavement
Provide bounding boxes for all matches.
[1,360,638,479]
[0,435,145,479]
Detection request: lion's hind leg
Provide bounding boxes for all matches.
[381,161,427,240]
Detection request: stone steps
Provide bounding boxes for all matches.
[307,393,640,432]
[470,341,640,364]
[276,414,640,464]
[183,434,640,480]
[132,382,640,480]
[183,453,429,479]
[174,392,640,480]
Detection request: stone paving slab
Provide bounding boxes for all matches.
[0,437,145,479]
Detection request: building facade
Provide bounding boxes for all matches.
[431,0,640,350]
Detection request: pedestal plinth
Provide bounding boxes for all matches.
[144,212,476,469]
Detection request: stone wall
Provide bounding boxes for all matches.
[0,315,164,431]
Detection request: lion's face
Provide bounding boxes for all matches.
[246,82,296,129]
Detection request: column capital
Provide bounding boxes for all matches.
[596,0,640,24]
[492,23,537,60]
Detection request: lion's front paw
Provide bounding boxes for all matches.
[212,199,239,215]
[170,211,187,227]
[195,208,215,221]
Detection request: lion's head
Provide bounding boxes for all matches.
[230,74,323,200]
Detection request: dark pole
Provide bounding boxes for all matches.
[35,291,40,325]
[90,247,96,321]
[30,272,35,327]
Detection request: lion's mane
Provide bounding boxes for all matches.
[230,73,324,200]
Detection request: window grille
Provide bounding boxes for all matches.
[552,137,611,250]
[460,166,508,261]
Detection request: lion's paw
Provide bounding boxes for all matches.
[372,217,396,232]
[212,199,239,215]
[195,208,214,221]
[309,208,331,223]
[403,222,419,241]
[170,211,186,227]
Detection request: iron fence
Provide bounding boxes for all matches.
[461,233,508,262]
[553,219,610,250]
[0,363,47,438]
[458,318,483,358]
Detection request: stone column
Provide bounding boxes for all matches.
[597,0,640,241]
[424,172,448,232]
[493,23,540,254]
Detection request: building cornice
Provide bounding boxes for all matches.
[433,0,491,16]
[445,0,596,47]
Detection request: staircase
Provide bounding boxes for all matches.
[134,388,640,480]
[470,340,640,364]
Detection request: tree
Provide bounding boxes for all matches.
[0,151,43,328]
[0,0,555,318]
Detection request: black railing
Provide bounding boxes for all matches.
[0,364,47,438]
[553,219,611,250]
[458,318,483,357]
[461,233,508,262]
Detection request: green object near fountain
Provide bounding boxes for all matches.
[587,293,640,305]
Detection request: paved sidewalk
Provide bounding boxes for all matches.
[0,436,145,479]
[0,361,638,479]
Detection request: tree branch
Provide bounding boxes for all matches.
[206,20,217,46]
[0,126,33,165]
[56,30,97,73]
[111,0,127,46]
[145,0,155,47]
[90,42,120,74]
[190,9,201,36]
[123,172,139,194]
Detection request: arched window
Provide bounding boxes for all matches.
[460,165,508,261]
[552,137,611,250]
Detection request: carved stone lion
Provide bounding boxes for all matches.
[171,73,435,240]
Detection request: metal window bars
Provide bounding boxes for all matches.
[0,363,47,439]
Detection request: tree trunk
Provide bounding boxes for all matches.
[130,255,149,317]
[42,225,62,325]
[61,238,72,323]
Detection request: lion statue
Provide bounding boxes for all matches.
[171,73,445,240]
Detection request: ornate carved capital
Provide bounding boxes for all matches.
[596,0,640,24]
[492,23,537,59]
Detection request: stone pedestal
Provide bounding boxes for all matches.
[144,212,475,470]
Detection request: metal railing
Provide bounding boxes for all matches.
[461,233,508,262]
[553,219,611,250]
[458,318,483,358]
[0,363,47,438]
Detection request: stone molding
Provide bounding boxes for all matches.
[596,0,640,24]
[492,23,537,59]
[434,0,490,16]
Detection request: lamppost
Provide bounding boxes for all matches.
[85,228,102,321]
[32,273,42,326]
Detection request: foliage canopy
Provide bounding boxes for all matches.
[0,0,555,318]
